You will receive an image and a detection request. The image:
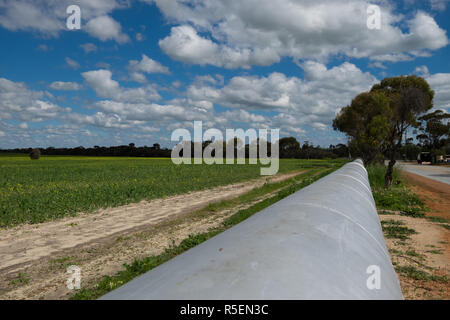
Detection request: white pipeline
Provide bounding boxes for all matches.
[101,159,403,300]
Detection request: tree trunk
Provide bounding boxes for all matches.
[385,157,396,189]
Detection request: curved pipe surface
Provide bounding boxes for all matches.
[101,160,403,300]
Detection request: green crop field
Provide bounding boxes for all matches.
[0,154,345,228]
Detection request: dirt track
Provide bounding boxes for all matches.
[387,170,450,299]
[0,170,305,299]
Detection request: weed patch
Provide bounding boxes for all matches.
[395,266,449,283]
[11,272,30,286]
[381,220,417,240]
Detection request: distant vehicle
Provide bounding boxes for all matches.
[417,152,435,165]
[446,155,450,163]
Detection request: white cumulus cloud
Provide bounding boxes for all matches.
[128,54,170,82]
[159,25,279,69]
[82,69,161,103]
[187,61,378,129]
[85,15,130,44]
[0,77,69,122]
[426,73,450,110]
[0,0,129,43]
[151,0,449,68]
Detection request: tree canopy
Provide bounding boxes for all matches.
[333,75,435,188]
[417,110,450,152]
[333,91,391,164]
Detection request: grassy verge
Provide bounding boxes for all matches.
[367,164,426,216]
[70,166,340,300]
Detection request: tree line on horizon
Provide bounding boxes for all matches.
[3,75,449,185]
[0,139,350,160]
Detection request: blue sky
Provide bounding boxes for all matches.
[0,0,449,149]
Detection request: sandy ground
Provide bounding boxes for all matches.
[383,170,450,299]
[0,170,305,300]
[381,214,449,299]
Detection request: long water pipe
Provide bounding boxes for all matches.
[101,159,403,300]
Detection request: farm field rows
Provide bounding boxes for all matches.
[0,154,345,228]
[0,159,341,299]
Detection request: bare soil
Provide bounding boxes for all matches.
[383,171,450,300]
[0,170,305,300]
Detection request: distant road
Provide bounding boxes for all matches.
[396,161,450,185]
